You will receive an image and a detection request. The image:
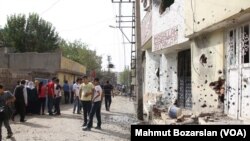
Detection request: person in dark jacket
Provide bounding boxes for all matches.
[0,84,15,139]
[103,81,114,111]
[26,81,39,115]
[12,79,28,122]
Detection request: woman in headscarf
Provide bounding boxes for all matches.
[26,81,39,115]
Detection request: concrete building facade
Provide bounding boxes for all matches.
[141,0,250,121]
[141,0,191,119]
[184,0,250,118]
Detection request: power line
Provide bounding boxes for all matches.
[40,0,62,15]
[59,17,115,32]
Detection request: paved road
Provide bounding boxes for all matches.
[2,95,137,141]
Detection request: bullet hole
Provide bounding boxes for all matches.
[167,75,169,77]
[218,70,222,74]
[198,99,201,102]
[211,94,213,96]
[174,89,177,92]
[165,71,167,73]
[205,75,207,77]
[205,95,207,97]
[218,105,221,109]
[204,100,206,103]
[199,54,207,66]
[202,18,205,21]
[232,102,235,105]
[224,8,227,11]
[208,65,213,68]
[203,89,206,91]
[209,51,212,54]
[197,86,200,88]
[201,85,203,87]
[201,104,207,108]
[244,85,247,88]
[169,87,172,89]
[214,99,217,102]
[168,93,171,96]
[165,88,167,90]
[205,80,208,84]
[170,67,172,69]
[175,72,177,74]
[197,21,200,24]
[200,94,202,96]
[209,105,212,108]
[247,103,249,106]
[193,102,196,105]
[209,77,225,95]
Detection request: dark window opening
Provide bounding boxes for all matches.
[243,25,249,63]
[159,0,174,15]
[229,29,236,65]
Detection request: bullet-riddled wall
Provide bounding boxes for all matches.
[145,50,160,94]
[185,0,250,37]
[191,30,225,114]
[160,53,178,105]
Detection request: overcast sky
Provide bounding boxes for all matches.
[0,0,140,72]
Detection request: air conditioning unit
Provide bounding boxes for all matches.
[142,0,152,11]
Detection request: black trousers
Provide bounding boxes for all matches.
[81,101,92,125]
[70,92,74,104]
[64,91,70,104]
[105,95,112,110]
[87,101,102,128]
[54,97,61,114]
[39,97,46,114]
[13,102,26,121]
[0,114,12,140]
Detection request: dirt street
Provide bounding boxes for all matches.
[2,96,137,141]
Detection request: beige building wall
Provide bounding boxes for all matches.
[61,57,86,74]
[185,0,250,37]
[191,30,225,114]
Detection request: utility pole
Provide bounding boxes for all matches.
[135,0,143,121]
[107,55,111,73]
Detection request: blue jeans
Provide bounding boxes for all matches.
[73,96,80,113]
[48,96,54,115]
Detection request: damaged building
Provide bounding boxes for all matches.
[141,0,250,122]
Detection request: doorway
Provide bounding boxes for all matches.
[177,49,192,108]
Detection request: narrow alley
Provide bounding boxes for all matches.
[2,95,137,141]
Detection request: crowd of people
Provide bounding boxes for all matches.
[0,75,115,140]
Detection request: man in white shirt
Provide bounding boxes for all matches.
[83,78,103,131]
[73,78,82,114]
